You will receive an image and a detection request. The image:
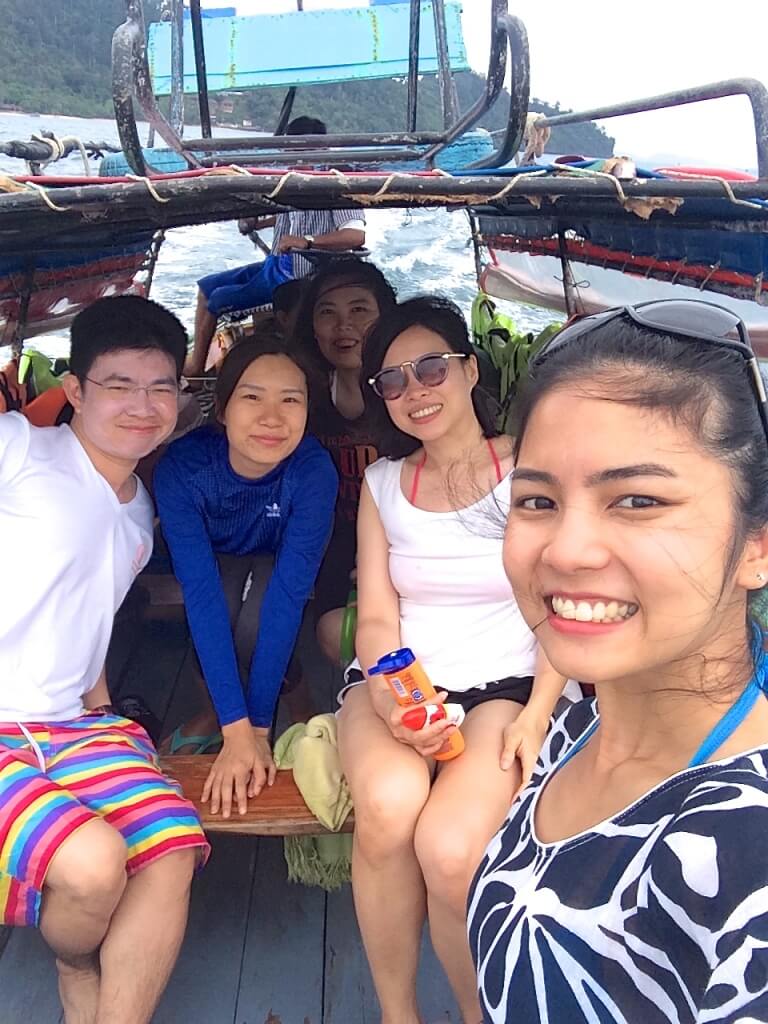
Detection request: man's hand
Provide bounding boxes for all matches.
[238,215,276,235]
[275,233,310,253]
[201,719,276,818]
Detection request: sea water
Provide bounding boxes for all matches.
[0,111,552,363]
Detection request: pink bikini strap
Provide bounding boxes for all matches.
[409,449,428,504]
[488,438,503,484]
[410,440,501,503]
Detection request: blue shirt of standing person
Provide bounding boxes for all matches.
[154,339,337,817]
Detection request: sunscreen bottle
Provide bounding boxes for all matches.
[368,648,465,761]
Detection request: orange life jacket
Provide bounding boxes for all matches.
[0,357,26,414]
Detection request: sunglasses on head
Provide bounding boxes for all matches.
[533,298,768,444]
[367,351,468,401]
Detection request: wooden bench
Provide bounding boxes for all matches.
[160,755,354,837]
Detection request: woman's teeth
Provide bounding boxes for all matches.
[551,596,638,623]
[410,404,442,420]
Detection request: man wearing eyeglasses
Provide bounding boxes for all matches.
[0,295,209,1024]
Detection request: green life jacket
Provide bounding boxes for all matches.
[18,348,63,399]
[471,291,561,430]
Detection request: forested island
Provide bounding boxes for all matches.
[0,0,614,157]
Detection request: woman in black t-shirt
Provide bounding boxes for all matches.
[293,259,396,664]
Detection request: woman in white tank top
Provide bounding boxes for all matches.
[337,296,569,1024]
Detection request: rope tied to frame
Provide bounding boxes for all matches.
[519,112,552,166]
[22,181,70,212]
[29,132,91,175]
[655,169,768,211]
[125,174,172,204]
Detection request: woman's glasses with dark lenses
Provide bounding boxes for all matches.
[368,351,468,401]
[533,299,768,444]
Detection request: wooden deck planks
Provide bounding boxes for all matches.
[323,883,379,1023]
[235,837,326,1024]
[0,925,62,1023]
[153,833,258,1024]
[0,603,463,1021]
[323,883,461,1023]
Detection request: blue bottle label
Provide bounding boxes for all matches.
[389,675,409,699]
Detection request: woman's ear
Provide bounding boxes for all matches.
[465,353,480,389]
[735,526,768,591]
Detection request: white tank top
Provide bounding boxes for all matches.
[365,456,537,691]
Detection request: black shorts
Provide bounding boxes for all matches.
[442,676,534,714]
[340,671,534,712]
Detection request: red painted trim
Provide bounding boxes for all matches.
[483,235,768,295]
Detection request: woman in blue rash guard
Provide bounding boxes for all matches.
[154,339,337,818]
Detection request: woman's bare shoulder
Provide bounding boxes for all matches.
[491,433,515,472]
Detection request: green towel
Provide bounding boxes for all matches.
[273,714,353,891]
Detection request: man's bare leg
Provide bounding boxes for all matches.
[39,820,129,1024]
[95,848,196,1024]
[186,289,217,377]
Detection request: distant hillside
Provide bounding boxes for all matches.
[0,1,613,157]
[230,73,614,157]
[0,1,160,117]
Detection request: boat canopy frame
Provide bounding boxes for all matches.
[113,2,768,182]
[112,0,528,175]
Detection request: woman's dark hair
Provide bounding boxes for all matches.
[272,278,306,316]
[214,334,318,417]
[361,295,500,459]
[513,319,768,585]
[292,258,397,374]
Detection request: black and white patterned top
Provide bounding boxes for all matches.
[468,700,768,1023]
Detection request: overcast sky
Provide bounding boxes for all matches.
[215,0,768,169]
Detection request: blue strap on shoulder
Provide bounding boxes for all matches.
[688,621,767,768]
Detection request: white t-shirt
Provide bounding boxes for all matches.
[365,456,537,691]
[0,413,154,722]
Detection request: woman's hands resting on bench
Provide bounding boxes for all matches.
[201,718,277,817]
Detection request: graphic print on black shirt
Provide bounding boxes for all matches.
[309,395,379,526]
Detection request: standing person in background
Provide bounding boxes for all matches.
[0,296,209,1024]
[293,259,397,665]
[470,301,768,1023]
[339,296,568,1024]
[186,116,366,378]
[155,339,338,817]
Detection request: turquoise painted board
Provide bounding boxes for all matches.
[148,2,469,96]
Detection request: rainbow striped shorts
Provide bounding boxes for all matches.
[0,713,210,928]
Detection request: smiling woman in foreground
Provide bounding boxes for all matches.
[468,300,768,1023]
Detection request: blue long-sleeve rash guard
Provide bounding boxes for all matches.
[154,426,338,728]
